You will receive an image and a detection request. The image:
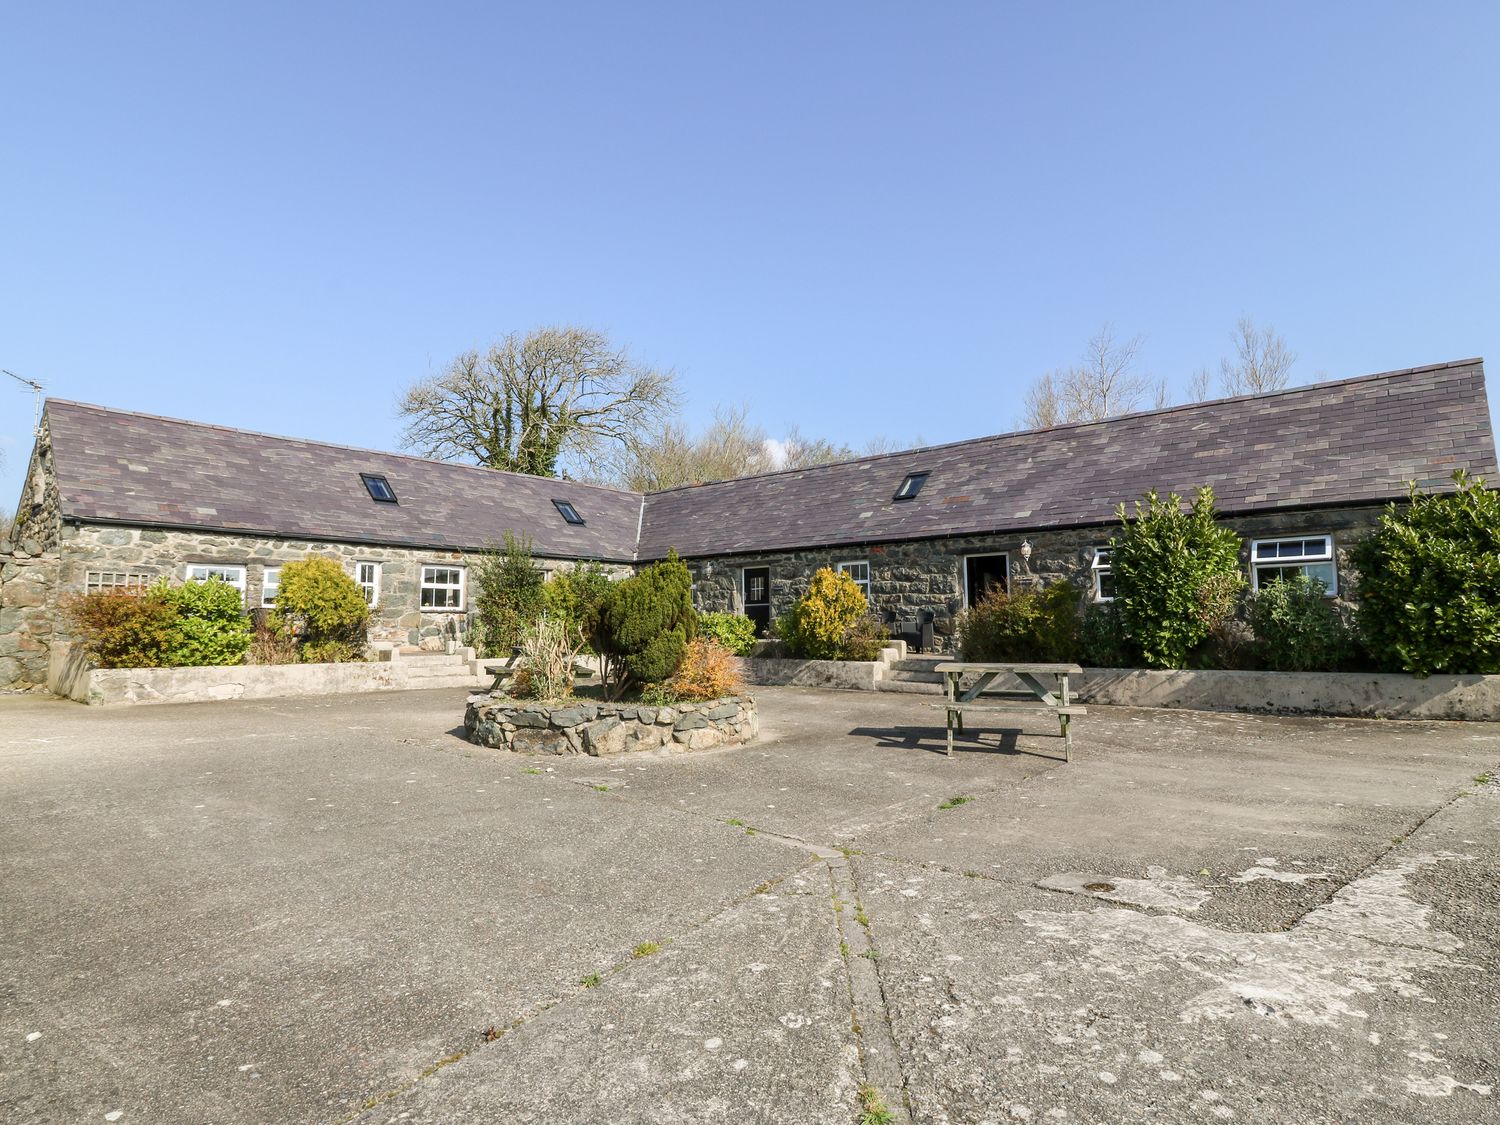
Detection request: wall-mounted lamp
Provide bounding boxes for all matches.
[1020,540,1033,561]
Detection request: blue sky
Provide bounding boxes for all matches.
[4,2,1498,506]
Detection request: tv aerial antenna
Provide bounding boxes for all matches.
[3,368,45,438]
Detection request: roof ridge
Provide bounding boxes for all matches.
[640,358,1486,497]
[43,399,646,499]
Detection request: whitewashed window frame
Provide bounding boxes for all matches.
[420,565,465,611]
[85,570,154,595]
[1091,547,1115,602]
[261,567,282,608]
[355,562,382,607]
[185,564,247,599]
[1250,535,1338,595]
[837,560,871,602]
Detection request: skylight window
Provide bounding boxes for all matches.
[552,498,585,525]
[893,472,929,502]
[361,473,397,503]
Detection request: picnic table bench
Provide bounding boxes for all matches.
[480,652,596,693]
[930,661,1085,761]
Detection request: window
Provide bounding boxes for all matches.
[1251,536,1337,594]
[420,565,465,610]
[186,564,247,596]
[1091,547,1115,601]
[356,562,382,607]
[552,499,585,525]
[893,472,929,501]
[837,560,871,601]
[261,567,281,608]
[85,571,154,595]
[361,473,398,503]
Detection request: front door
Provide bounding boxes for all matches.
[742,567,772,637]
[964,554,1009,608]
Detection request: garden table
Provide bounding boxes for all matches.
[931,661,1085,761]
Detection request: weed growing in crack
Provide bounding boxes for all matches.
[854,905,870,928]
[858,1082,895,1125]
[752,882,773,896]
[839,939,850,958]
[938,795,972,810]
[1476,772,1493,785]
[726,817,745,827]
[860,948,880,961]
[482,1026,501,1042]
[632,941,662,959]
[522,767,542,775]
[580,972,602,988]
[592,784,609,792]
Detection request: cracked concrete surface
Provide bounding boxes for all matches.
[1,686,1497,1123]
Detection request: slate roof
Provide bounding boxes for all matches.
[635,359,1497,559]
[43,401,645,560]
[42,359,1497,563]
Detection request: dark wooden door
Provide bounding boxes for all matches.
[743,567,771,637]
[964,554,1009,608]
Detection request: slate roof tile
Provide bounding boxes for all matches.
[635,359,1497,558]
[44,402,644,560]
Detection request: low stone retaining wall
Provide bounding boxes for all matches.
[465,695,757,755]
[733,656,885,691]
[1075,668,1500,722]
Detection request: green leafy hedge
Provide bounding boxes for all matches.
[1353,472,1500,675]
[1111,486,1243,669]
[698,611,758,656]
[957,582,1080,663]
[271,557,370,663]
[66,578,250,669]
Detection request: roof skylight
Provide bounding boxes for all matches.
[893,472,928,502]
[552,498,586,525]
[361,473,398,503]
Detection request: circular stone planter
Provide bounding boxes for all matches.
[464,694,757,756]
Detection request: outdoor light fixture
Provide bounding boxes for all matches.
[1021,540,1033,561]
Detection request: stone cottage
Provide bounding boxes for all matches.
[2,357,1495,690]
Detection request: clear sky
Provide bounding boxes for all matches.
[4,2,1498,507]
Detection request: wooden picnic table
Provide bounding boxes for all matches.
[931,661,1085,761]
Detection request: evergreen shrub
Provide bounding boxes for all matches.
[589,551,696,698]
[1111,486,1243,669]
[957,582,1081,663]
[271,558,370,663]
[1353,471,1500,675]
[698,612,758,656]
[1249,574,1354,672]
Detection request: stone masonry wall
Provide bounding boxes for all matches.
[683,505,1388,650]
[465,695,757,755]
[0,420,65,689]
[54,524,628,647]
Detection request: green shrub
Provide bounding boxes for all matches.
[1079,601,1133,667]
[841,615,890,662]
[589,551,697,698]
[64,588,181,669]
[157,578,253,667]
[247,612,299,665]
[542,561,614,651]
[957,582,1081,663]
[1353,471,1500,675]
[698,611,758,656]
[781,568,870,660]
[1249,574,1353,672]
[471,533,546,657]
[1111,486,1244,669]
[271,558,370,663]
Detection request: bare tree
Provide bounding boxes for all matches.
[778,426,853,470]
[397,326,679,478]
[1218,317,1296,396]
[1187,366,1214,402]
[607,405,773,491]
[1020,326,1152,427]
[0,505,12,543]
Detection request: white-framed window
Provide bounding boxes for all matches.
[261,567,281,608]
[356,562,382,607]
[837,560,871,602]
[85,570,154,595]
[186,564,247,598]
[1091,547,1115,602]
[420,565,465,610]
[1251,535,1338,594]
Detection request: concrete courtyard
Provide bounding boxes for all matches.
[1,686,1497,1124]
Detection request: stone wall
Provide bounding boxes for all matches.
[465,694,757,755]
[0,548,60,690]
[683,504,1387,650]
